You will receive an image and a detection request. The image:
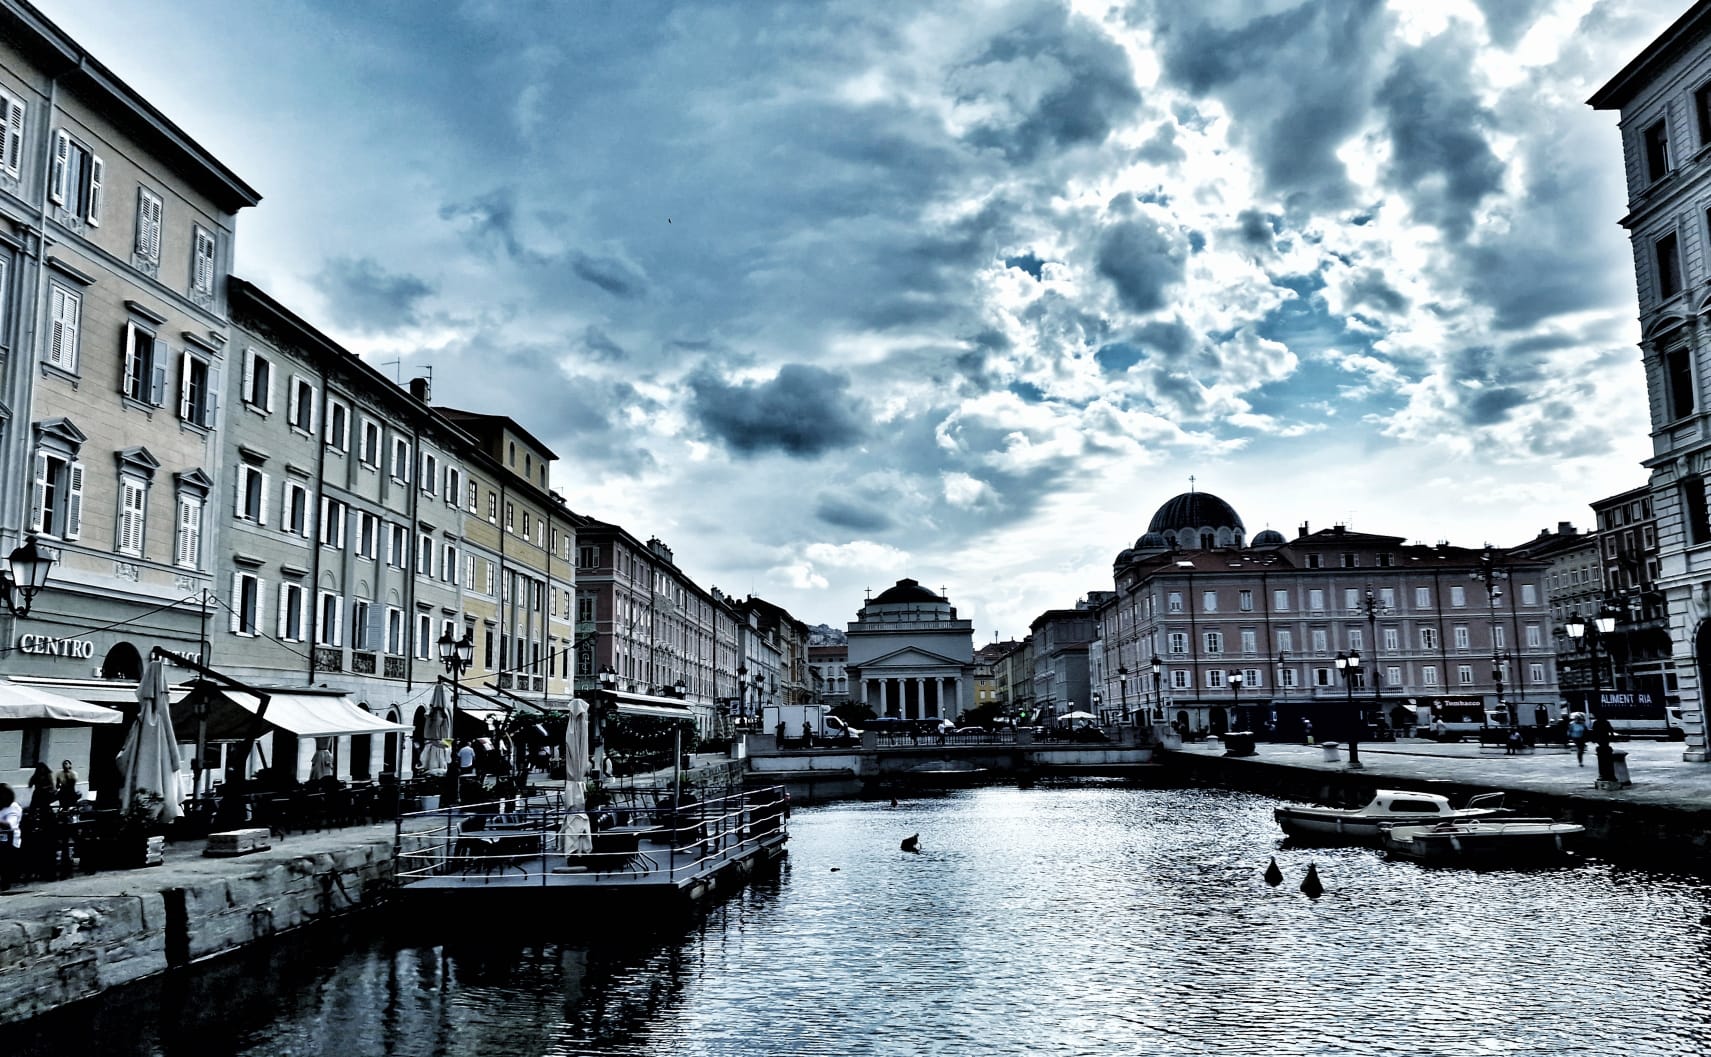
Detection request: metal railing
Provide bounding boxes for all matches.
[393,783,788,886]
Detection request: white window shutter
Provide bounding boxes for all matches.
[289,374,301,423]
[306,384,319,435]
[258,472,270,526]
[48,129,67,205]
[254,581,266,638]
[177,352,193,422]
[203,366,220,428]
[264,362,274,412]
[276,583,289,639]
[177,498,200,568]
[242,348,255,402]
[278,482,290,531]
[28,452,46,532]
[86,154,103,225]
[229,574,242,633]
[64,460,83,539]
[2,93,22,177]
[122,321,139,396]
[366,602,383,650]
[150,340,167,406]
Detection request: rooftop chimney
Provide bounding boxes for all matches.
[1299,521,1310,537]
[408,376,430,403]
[1558,521,1574,535]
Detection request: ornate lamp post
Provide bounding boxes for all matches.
[0,534,55,617]
[1228,669,1244,730]
[1117,665,1129,721]
[1335,649,1363,769]
[1565,609,1619,783]
[1473,548,1513,730]
[1150,654,1163,723]
[437,628,475,803]
[736,664,748,726]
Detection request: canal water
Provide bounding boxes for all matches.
[15,784,1711,1056]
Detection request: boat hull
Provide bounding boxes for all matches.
[1274,807,1499,842]
[1381,821,1583,864]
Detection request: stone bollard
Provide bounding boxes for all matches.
[1320,741,1342,764]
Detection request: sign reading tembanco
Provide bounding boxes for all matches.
[14,635,96,659]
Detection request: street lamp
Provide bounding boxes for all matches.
[1335,650,1364,769]
[1092,690,1104,723]
[736,665,748,725]
[1150,654,1163,723]
[1117,665,1129,721]
[1228,670,1244,731]
[674,677,688,699]
[1,534,55,617]
[437,629,475,804]
[1565,609,1619,782]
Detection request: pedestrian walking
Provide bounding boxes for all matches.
[0,784,20,891]
[1567,712,1589,766]
[1302,719,1314,745]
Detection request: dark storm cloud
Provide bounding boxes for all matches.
[1377,37,1504,243]
[1096,213,1186,314]
[312,256,433,331]
[1235,208,1274,250]
[1475,0,1553,48]
[1152,0,1389,206]
[687,363,867,458]
[1346,268,1409,315]
[568,251,648,300]
[581,326,628,363]
[1136,122,1186,165]
[957,6,1142,162]
[814,496,895,533]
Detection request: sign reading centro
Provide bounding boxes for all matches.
[15,634,96,659]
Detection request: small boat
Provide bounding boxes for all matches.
[1380,818,1585,863]
[1274,789,1506,841]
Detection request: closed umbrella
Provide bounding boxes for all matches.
[421,682,453,775]
[560,697,592,855]
[118,657,183,822]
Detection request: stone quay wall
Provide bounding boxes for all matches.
[1159,749,1711,867]
[0,833,396,1027]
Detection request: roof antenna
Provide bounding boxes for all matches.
[381,357,402,384]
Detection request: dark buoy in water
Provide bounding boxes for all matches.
[1264,857,1284,886]
[901,834,920,853]
[831,867,840,872]
[1300,862,1324,898]
[890,798,900,808]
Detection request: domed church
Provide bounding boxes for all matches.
[1142,490,1246,552]
[845,579,975,722]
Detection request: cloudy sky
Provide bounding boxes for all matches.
[48,0,1683,639]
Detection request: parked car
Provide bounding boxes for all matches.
[824,716,861,741]
[953,726,987,736]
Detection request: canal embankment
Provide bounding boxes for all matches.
[0,823,396,1026]
[1162,737,1711,867]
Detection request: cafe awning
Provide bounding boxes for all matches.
[608,690,696,721]
[176,684,407,741]
[0,679,125,726]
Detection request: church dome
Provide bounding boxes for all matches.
[1148,492,1244,535]
[1134,532,1168,551]
[1251,529,1286,546]
[872,578,944,605]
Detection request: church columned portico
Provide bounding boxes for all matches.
[847,580,976,725]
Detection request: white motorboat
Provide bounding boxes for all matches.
[1380,818,1585,863]
[1273,789,1507,841]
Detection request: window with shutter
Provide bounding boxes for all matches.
[116,475,147,557]
[0,89,23,179]
[192,227,215,295]
[135,188,163,262]
[47,284,79,371]
[175,495,202,569]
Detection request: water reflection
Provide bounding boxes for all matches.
[14,784,1711,1057]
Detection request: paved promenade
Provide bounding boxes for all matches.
[1173,735,1711,809]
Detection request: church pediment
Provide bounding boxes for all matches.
[853,645,969,669]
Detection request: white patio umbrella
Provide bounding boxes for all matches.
[421,682,453,775]
[118,657,183,822]
[1059,710,1099,723]
[560,697,593,855]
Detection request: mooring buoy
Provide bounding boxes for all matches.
[1264,857,1284,886]
[1300,862,1324,898]
[901,833,920,853]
